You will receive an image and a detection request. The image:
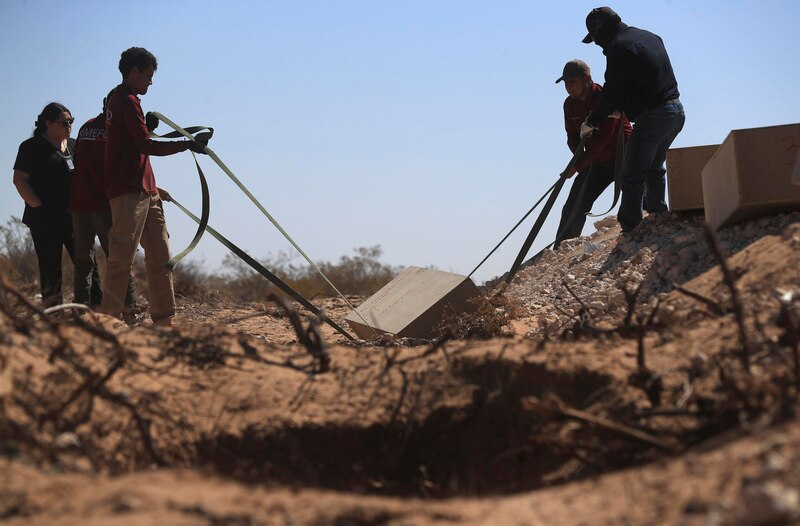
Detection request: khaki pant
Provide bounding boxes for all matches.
[101,192,174,323]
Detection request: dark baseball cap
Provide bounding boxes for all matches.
[555,60,590,84]
[582,6,621,43]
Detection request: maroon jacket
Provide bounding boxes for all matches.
[564,82,632,173]
[105,84,189,199]
[69,114,110,213]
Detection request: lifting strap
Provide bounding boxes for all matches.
[169,197,356,341]
[588,120,626,217]
[150,112,376,335]
[468,137,588,280]
[150,126,214,269]
[502,136,588,285]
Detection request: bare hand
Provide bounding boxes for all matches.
[157,187,172,202]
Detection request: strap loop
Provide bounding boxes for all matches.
[151,111,376,334]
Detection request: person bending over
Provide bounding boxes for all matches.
[554,59,631,248]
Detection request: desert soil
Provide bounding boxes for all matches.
[2,210,800,526]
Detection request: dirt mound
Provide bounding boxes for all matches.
[2,212,800,525]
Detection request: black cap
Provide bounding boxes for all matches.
[582,6,621,44]
[555,59,590,83]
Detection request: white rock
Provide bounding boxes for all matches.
[735,481,800,526]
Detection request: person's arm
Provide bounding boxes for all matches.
[13,169,42,207]
[564,100,580,153]
[156,187,172,202]
[586,47,633,128]
[121,94,190,157]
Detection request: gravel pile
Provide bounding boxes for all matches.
[499,210,800,339]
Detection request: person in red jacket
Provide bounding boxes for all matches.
[554,59,632,248]
[69,89,137,312]
[100,47,207,326]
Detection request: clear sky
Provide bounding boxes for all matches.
[2,1,799,285]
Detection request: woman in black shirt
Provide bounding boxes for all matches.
[12,102,100,307]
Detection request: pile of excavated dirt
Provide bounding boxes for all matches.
[2,211,800,526]
[506,211,800,339]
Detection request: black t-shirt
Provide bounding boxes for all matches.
[14,135,76,229]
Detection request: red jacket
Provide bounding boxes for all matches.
[105,84,189,199]
[69,114,110,213]
[564,82,632,173]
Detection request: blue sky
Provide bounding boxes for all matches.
[2,1,799,285]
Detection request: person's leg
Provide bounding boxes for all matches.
[71,213,96,305]
[554,170,590,248]
[139,196,175,325]
[29,228,64,307]
[97,209,138,309]
[82,212,110,306]
[101,193,150,318]
[618,105,684,231]
[61,228,79,304]
[644,102,686,213]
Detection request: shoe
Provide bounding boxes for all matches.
[122,312,140,326]
[153,318,175,329]
[644,203,668,214]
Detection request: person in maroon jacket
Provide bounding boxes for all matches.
[69,89,137,312]
[100,47,207,326]
[554,59,632,248]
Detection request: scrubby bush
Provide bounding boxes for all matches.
[0,217,38,288]
[0,216,74,297]
[1,218,401,304]
[218,245,402,301]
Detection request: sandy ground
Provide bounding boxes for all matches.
[2,211,800,525]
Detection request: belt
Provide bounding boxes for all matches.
[643,97,680,113]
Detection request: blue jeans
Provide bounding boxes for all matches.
[618,100,685,231]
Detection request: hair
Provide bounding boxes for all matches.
[118,47,158,78]
[33,102,71,137]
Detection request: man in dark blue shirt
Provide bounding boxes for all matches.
[580,7,685,232]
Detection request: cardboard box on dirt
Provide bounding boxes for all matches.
[344,266,482,340]
[702,123,800,230]
[666,144,719,212]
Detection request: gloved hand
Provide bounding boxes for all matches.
[157,187,172,202]
[187,131,211,154]
[580,120,597,139]
[145,112,160,133]
[188,140,208,154]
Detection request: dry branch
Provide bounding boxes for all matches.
[522,394,679,452]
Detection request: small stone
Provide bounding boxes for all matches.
[55,432,80,448]
[735,481,800,526]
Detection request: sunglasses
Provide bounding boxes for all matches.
[53,117,75,128]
